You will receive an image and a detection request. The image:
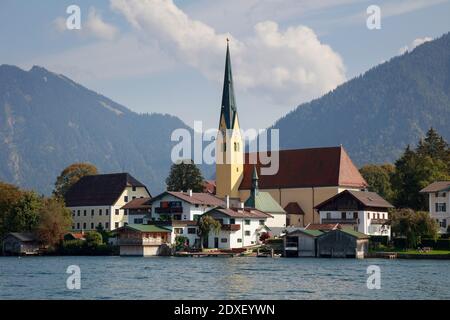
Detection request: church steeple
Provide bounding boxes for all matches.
[245,166,259,208]
[220,40,237,129]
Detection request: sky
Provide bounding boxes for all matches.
[1,0,450,130]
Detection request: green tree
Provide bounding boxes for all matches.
[197,215,221,249]
[166,159,204,192]
[96,225,112,244]
[0,182,42,239]
[417,127,450,167]
[85,231,103,248]
[36,197,72,247]
[390,208,439,248]
[391,144,449,210]
[53,163,98,199]
[360,164,395,202]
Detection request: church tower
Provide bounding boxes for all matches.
[215,41,244,199]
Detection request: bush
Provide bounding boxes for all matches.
[420,238,450,250]
[55,239,118,256]
[85,231,103,247]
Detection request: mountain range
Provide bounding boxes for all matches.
[271,32,450,165]
[0,65,193,195]
[1,32,450,194]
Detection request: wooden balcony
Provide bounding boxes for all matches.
[321,219,358,225]
[371,219,390,225]
[155,207,183,214]
[221,224,241,231]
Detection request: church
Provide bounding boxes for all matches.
[214,42,368,227]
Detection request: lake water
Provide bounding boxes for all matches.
[0,256,449,300]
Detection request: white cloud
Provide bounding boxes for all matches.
[110,0,346,105]
[398,37,433,55]
[53,7,118,41]
[85,7,119,41]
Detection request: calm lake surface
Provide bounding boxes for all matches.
[0,256,449,300]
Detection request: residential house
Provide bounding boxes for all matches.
[65,173,151,231]
[283,229,323,257]
[202,207,271,249]
[2,233,40,256]
[212,43,368,227]
[147,190,225,247]
[315,190,393,239]
[284,202,305,227]
[121,197,152,225]
[116,224,171,256]
[420,181,450,233]
[317,228,369,259]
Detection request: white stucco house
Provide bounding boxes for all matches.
[420,181,450,234]
[65,173,151,231]
[146,190,226,247]
[315,190,393,239]
[202,207,272,249]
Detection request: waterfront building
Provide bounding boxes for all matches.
[283,229,323,257]
[116,224,171,257]
[315,190,393,239]
[147,190,225,247]
[420,181,450,234]
[2,232,40,256]
[214,43,368,228]
[202,206,271,249]
[316,228,369,259]
[65,173,151,231]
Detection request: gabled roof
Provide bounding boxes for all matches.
[239,146,368,190]
[207,207,273,219]
[121,197,152,210]
[337,228,369,239]
[305,223,341,231]
[244,191,286,214]
[314,190,393,210]
[116,224,171,233]
[286,229,323,237]
[284,202,305,215]
[420,181,450,193]
[6,232,37,242]
[65,173,150,207]
[149,191,225,207]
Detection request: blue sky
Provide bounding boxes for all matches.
[1,0,450,130]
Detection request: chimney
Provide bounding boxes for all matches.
[188,189,193,197]
[240,202,244,209]
[225,195,230,209]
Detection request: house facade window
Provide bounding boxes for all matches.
[237,238,242,243]
[245,220,250,225]
[326,212,331,219]
[83,210,87,216]
[83,223,86,229]
[353,212,358,219]
[91,209,94,216]
[134,218,144,224]
[91,223,94,229]
[76,223,80,229]
[77,210,80,216]
[115,209,119,215]
[341,212,346,220]
[99,209,102,216]
[174,228,183,235]
[115,222,119,229]
[132,186,137,192]
[221,238,228,243]
[106,222,109,229]
[230,218,235,224]
[106,209,109,216]
[188,228,196,234]
[124,196,128,202]
[259,220,265,225]
[245,231,251,236]
[436,203,447,212]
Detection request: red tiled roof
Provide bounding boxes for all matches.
[239,146,368,190]
[420,181,450,193]
[121,197,152,210]
[203,180,216,194]
[305,223,341,231]
[284,202,305,215]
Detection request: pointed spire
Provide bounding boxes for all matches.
[220,39,237,129]
[245,165,259,208]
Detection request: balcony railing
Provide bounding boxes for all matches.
[371,219,390,225]
[119,238,165,246]
[221,224,241,231]
[155,207,183,214]
[321,219,358,225]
